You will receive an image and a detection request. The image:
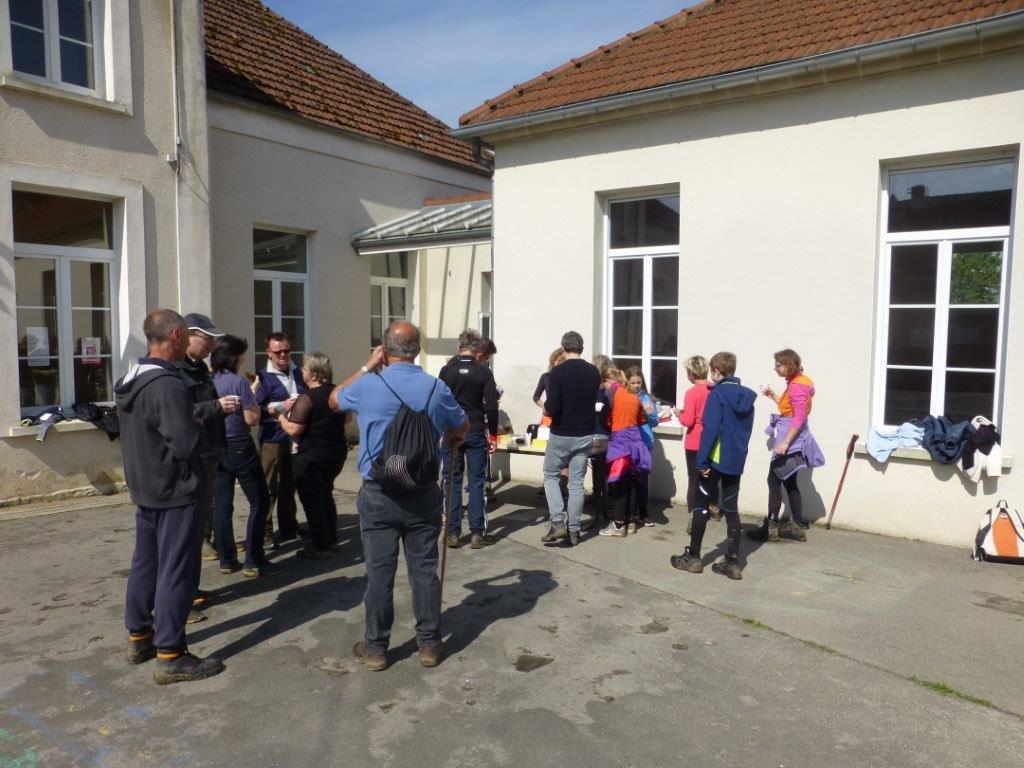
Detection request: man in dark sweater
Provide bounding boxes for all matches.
[439,329,500,550]
[116,309,224,684]
[541,331,601,547]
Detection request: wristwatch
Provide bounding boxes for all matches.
[360,365,369,374]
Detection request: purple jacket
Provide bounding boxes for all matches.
[766,414,826,473]
[606,426,652,476]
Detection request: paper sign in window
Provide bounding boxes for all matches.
[81,337,101,365]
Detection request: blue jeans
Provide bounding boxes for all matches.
[358,480,443,654]
[543,433,593,533]
[441,431,487,534]
[213,436,270,568]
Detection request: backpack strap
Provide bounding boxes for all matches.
[376,372,439,414]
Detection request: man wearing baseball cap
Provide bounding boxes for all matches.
[179,313,241,621]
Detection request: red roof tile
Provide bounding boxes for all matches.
[459,0,1024,127]
[202,0,488,174]
[422,191,492,206]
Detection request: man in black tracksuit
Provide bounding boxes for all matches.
[116,309,224,684]
[439,329,499,550]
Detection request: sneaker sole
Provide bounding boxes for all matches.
[153,664,225,685]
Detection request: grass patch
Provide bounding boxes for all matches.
[910,677,993,708]
[741,618,772,631]
[804,640,839,655]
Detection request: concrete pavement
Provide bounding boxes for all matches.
[0,485,1022,768]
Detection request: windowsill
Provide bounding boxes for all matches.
[0,74,130,115]
[854,441,1014,469]
[654,424,684,438]
[5,420,100,439]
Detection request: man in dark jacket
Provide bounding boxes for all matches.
[116,309,224,684]
[179,313,239,613]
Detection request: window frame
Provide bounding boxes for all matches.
[5,0,106,98]
[874,158,1015,427]
[369,274,409,349]
[602,193,681,404]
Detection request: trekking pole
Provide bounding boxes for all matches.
[439,452,457,604]
[825,434,859,530]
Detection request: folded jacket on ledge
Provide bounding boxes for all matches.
[912,415,973,464]
[865,422,925,462]
[961,416,1002,482]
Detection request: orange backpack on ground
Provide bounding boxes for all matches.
[973,500,1024,563]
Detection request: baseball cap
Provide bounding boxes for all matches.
[184,312,225,337]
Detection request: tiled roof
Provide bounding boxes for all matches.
[352,197,492,252]
[460,0,1024,127]
[202,0,488,174]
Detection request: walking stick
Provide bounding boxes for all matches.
[439,451,457,604]
[825,434,859,530]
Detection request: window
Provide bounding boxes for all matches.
[878,160,1013,425]
[8,0,104,94]
[13,190,115,413]
[478,270,493,344]
[606,195,680,403]
[370,252,408,348]
[253,229,308,371]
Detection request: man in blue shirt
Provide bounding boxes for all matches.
[330,321,468,671]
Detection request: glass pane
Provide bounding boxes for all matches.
[652,309,677,357]
[887,308,934,366]
[69,261,108,307]
[652,257,678,305]
[612,309,642,356]
[370,252,407,278]
[946,308,998,369]
[58,0,92,43]
[888,163,1014,232]
[388,286,406,318]
[944,371,995,423]
[19,360,61,409]
[253,280,272,315]
[59,39,93,89]
[612,259,643,306]
[253,229,307,273]
[254,354,267,374]
[370,284,382,316]
[890,244,937,304]
[13,192,112,248]
[11,23,46,77]
[613,357,641,374]
[11,0,45,27]
[650,360,677,405]
[370,317,383,348]
[74,357,112,404]
[950,243,1002,304]
[281,281,304,316]
[72,309,111,354]
[281,317,304,351]
[610,196,679,248]
[884,368,932,425]
[15,257,57,306]
[17,308,58,356]
[254,316,272,351]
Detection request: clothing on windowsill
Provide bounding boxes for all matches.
[73,402,120,441]
[865,422,925,462]
[961,416,1003,482]
[912,415,973,464]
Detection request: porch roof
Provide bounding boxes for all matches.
[352,193,492,254]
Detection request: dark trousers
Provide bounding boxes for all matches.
[261,441,297,538]
[193,459,219,592]
[125,502,201,652]
[294,445,346,551]
[213,436,270,568]
[767,458,805,525]
[685,449,719,511]
[590,451,607,494]
[689,469,741,557]
[609,474,637,526]
[441,431,487,534]
[358,480,442,654]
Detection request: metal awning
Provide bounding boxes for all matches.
[352,196,492,254]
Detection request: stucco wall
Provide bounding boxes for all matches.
[488,50,1024,546]
[207,99,490,384]
[0,1,180,504]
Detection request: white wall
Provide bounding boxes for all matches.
[489,50,1024,545]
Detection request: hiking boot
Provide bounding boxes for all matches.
[711,558,743,580]
[242,562,282,578]
[778,519,807,542]
[470,533,495,549]
[126,631,156,665]
[541,523,568,544]
[186,609,207,625]
[353,641,387,671]
[747,517,779,542]
[445,532,462,549]
[219,560,242,575]
[418,643,444,668]
[296,546,331,560]
[670,547,704,573]
[626,521,637,535]
[192,590,210,608]
[568,530,581,547]
[598,521,626,538]
[153,650,224,685]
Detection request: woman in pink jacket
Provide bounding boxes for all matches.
[677,356,715,522]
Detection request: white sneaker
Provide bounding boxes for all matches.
[599,522,627,538]
[626,521,637,535]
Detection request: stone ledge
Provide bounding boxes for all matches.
[5,420,100,439]
[854,441,1014,469]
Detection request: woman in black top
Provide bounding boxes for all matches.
[276,352,349,558]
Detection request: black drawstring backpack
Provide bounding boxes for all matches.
[370,375,440,493]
